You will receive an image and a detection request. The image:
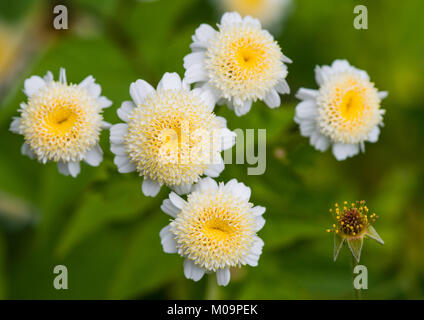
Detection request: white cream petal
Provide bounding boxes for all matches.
[379,91,388,99]
[252,206,266,216]
[192,177,218,193]
[57,161,70,176]
[220,12,242,26]
[24,76,45,97]
[172,183,192,195]
[264,89,281,109]
[233,100,252,116]
[255,216,266,232]
[157,72,182,91]
[160,199,181,218]
[84,144,103,166]
[141,177,161,197]
[275,79,290,95]
[184,259,205,282]
[216,268,231,286]
[114,155,136,173]
[243,15,261,28]
[21,143,36,159]
[332,143,360,161]
[98,96,112,109]
[9,117,21,134]
[110,123,128,144]
[67,161,81,177]
[130,79,155,105]
[295,100,318,120]
[183,52,206,69]
[160,226,178,253]
[296,88,319,100]
[184,64,208,84]
[110,143,127,155]
[59,68,67,84]
[192,24,216,47]
[310,131,330,152]
[220,128,236,150]
[117,101,135,122]
[169,192,186,210]
[367,126,380,143]
[204,157,224,178]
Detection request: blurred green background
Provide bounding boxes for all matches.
[0,0,423,299]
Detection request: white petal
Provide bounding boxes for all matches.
[204,157,224,178]
[21,143,36,159]
[379,91,388,100]
[264,89,281,109]
[110,123,128,144]
[220,128,236,151]
[216,268,230,286]
[160,226,178,253]
[157,72,182,91]
[184,52,206,69]
[252,206,266,216]
[114,155,136,173]
[184,259,205,282]
[255,216,266,232]
[220,12,242,26]
[172,183,192,195]
[84,144,103,166]
[169,192,186,210]
[243,15,261,28]
[295,100,318,120]
[296,119,317,137]
[9,117,21,134]
[24,76,45,97]
[230,181,251,201]
[215,116,227,128]
[110,143,127,155]
[310,131,330,152]
[282,55,292,64]
[160,199,181,218]
[184,64,207,84]
[117,101,135,122]
[43,71,53,82]
[142,177,161,197]
[130,79,155,105]
[59,68,67,84]
[67,161,81,177]
[233,100,252,116]
[57,161,70,176]
[296,88,319,100]
[275,79,290,95]
[367,126,380,143]
[332,143,360,161]
[192,24,216,48]
[192,177,218,193]
[78,75,95,88]
[98,96,112,109]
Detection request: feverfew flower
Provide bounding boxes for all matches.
[110,73,236,197]
[295,60,388,161]
[160,177,265,286]
[9,68,112,177]
[213,0,293,29]
[184,12,291,116]
[327,200,384,262]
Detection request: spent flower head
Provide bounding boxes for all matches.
[10,68,112,177]
[327,200,384,262]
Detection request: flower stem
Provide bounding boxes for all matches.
[351,255,361,300]
[205,275,220,300]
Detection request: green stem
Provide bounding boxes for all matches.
[205,275,219,300]
[351,255,361,300]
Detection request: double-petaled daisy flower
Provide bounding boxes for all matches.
[213,0,293,29]
[184,12,291,116]
[327,200,384,262]
[295,60,388,161]
[110,73,236,197]
[9,68,112,177]
[160,177,265,286]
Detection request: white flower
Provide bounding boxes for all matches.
[184,12,291,117]
[160,177,265,286]
[9,68,112,177]
[213,0,293,29]
[295,59,388,161]
[110,72,236,197]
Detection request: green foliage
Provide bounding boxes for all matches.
[0,0,423,299]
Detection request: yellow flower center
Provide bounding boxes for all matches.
[47,107,78,136]
[339,90,365,122]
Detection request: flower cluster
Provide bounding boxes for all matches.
[9,9,387,287]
